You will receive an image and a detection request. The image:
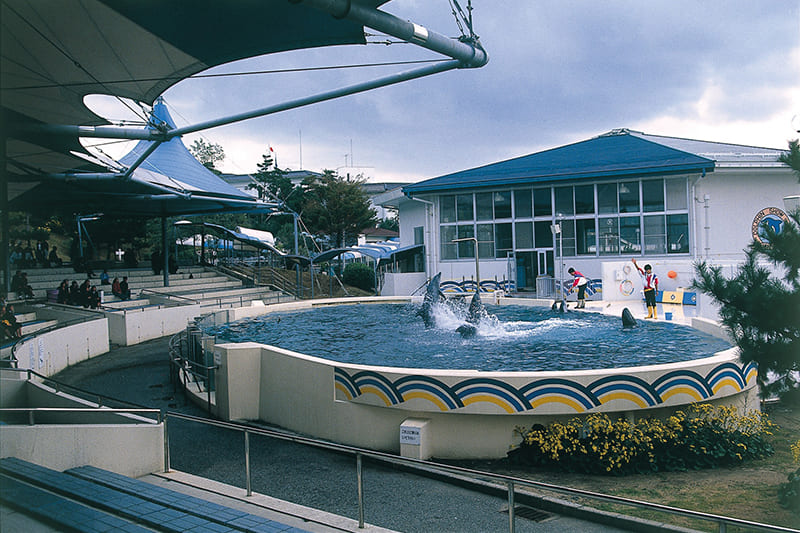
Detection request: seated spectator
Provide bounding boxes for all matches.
[11,271,34,299]
[1,304,21,339]
[119,276,131,300]
[111,277,122,299]
[68,280,80,305]
[56,280,69,304]
[79,279,91,307]
[87,286,101,309]
[99,269,110,285]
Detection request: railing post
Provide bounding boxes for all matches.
[507,481,515,533]
[719,521,727,533]
[245,430,252,497]
[28,409,34,425]
[163,414,171,473]
[357,453,365,529]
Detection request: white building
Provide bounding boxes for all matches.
[377,129,798,299]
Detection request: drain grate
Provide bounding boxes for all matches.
[504,505,553,522]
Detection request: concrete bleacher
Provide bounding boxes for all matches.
[5,264,289,310]
[0,457,313,532]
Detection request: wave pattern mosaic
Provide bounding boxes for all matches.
[334,361,758,415]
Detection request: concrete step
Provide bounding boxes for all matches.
[20,319,58,335]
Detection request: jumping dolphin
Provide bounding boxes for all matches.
[621,307,637,328]
[418,273,442,328]
[457,291,485,337]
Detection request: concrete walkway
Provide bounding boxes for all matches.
[43,336,655,533]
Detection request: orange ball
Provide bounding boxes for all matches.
[667,270,677,279]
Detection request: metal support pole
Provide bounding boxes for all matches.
[163,415,171,473]
[245,430,252,496]
[357,453,365,528]
[162,216,170,287]
[507,481,516,533]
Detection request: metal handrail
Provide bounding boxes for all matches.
[162,411,798,533]
[4,314,106,368]
[0,367,152,410]
[1,407,162,425]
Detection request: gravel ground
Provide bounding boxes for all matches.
[52,336,638,533]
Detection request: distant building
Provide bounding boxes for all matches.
[358,227,399,245]
[377,129,798,298]
[221,172,406,222]
[220,170,322,197]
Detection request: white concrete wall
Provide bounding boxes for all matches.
[692,168,799,261]
[0,377,164,478]
[12,318,109,376]
[105,304,202,346]
[213,300,756,459]
[0,425,163,477]
[381,272,427,296]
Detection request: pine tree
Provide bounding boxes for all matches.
[693,140,800,403]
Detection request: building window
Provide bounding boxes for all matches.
[620,216,641,253]
[477,224,495,258]
[576,218,596,255]
[534,221,553,248]
[475,192,493,220]
[598,217,619,255]
[514,189,532,218]
[642,179,665,212]
[575,185,595,215]
[597,183,617,214]
[515,221,534,249]
[534,188,552,216]
[457,224,475,257]
[494,191,512,219]
[440,226,457,259]
[495,223,513,258]
[560,219,576,256]
[457,193,474,221]
[666,179,688,210]
[619,182,639,213]
[667,214,689,253]
[414,226,424,245]
[643,215,666,254]
[440,195,456,223]
[555,186,574,216]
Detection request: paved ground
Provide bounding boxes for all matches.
[48,335,649,533]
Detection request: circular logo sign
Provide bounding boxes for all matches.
[751,207,790,245]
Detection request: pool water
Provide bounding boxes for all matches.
[204,302,732,372]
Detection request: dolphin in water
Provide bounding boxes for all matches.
[621,307,637,328]
[418,273,442,328]
[457,291,486,337]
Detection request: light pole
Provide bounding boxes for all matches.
[550,215,564,306]
[452,237,480,292]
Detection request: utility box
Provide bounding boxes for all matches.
[399,418,431,460]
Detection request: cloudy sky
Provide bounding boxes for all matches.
[94,1,800,183]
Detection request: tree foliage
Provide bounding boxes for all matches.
[302,171,378,248]
[189,139,225,173]
[693,139,800,403]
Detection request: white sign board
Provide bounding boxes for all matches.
[400,426,420,445]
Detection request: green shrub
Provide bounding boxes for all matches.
[509,404,776,475]
[342,262,375,291]
[778,467,800,512]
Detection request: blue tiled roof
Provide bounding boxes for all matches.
[403,130,716,195]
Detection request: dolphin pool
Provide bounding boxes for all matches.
[202,302,731,371]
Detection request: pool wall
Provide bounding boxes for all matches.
[210,297,758,460]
